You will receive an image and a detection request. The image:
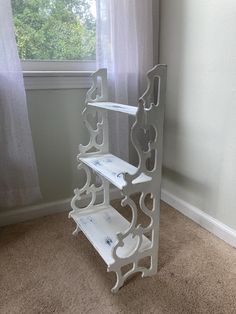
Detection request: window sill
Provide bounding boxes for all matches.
[23,71,93,90]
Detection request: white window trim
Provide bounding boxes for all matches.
[22,60,96,90]
[22,60,96,72]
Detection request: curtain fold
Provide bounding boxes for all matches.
[0,0,41,208]
[96,0,155,161]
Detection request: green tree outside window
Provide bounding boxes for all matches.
[12,0,96,60]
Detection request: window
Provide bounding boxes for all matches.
[12,0,96,71]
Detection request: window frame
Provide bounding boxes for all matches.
[21,60,96,72]
[22,60,96,90]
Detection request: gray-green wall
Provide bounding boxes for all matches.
[160,0,236,230]
[27,88,89,203]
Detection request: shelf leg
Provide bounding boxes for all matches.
[72,225,81,236]
[110,269,124,294]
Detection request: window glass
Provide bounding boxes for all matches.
[12,0,96,60]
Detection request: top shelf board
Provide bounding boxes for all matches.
[87,102,138,116]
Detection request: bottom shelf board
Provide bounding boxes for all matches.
[70,205,151,266]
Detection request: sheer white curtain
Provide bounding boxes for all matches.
[0,0,41,208]
[96,0,155,161]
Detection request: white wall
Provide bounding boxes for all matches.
[160,0,236,230]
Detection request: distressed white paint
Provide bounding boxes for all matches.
[69,65,167,293]
[80,154,151,189]
[70,205,151,266]
[88,102,138,115]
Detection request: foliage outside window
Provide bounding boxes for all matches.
[12,0,96,61]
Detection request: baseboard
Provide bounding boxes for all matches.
[0,188,121,227]
[161,189,236,248]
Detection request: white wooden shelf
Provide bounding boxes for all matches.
[79,153,151,189]
[88,102,138,115]
[70,205,151,266]
[69,65,167,293]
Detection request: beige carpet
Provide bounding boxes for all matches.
[0,200,236,314]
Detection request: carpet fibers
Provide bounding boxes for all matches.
[0,200,236,314]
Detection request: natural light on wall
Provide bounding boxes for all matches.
[11,0,96,61]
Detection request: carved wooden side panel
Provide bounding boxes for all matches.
[79,107,109,156]
[108,65,167,293]
[69,69,110,227]
[85,68,108,104]
[80,68,109,156]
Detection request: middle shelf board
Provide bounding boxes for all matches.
[79,153,152,190]
[70,205,151,266]
[88,102,138,116]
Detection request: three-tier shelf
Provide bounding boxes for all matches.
[69,64,167,293]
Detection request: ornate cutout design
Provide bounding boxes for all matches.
[80,68,109,156]
[69,65,167,293]
[69,164,109,228]
[108,65,166,292]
